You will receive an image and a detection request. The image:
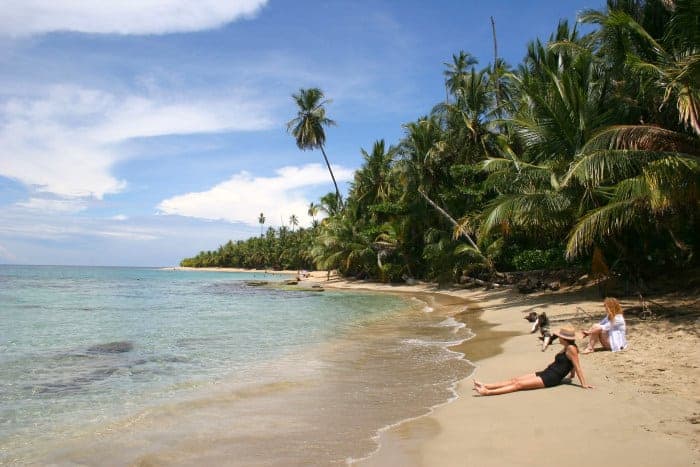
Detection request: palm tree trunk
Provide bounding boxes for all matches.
[320,145,343,206]
[490,16,500,112]
[417,188,481,253]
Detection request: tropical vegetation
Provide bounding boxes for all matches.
[182,0,699,287]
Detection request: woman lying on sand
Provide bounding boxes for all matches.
[473,325,593,396]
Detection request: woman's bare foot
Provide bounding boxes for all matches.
[581,347,594,354]
[475,385,489,396]
[473,379,484,389]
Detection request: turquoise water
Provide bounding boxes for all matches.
[0,265,473,465]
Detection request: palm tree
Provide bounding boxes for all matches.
[581,1,700,136]
[351,140,396,215]
[289,214,299,232]
[318,192,342,218]
[556,1,700,269]
[443,51,478,101]
[307,202,319,224]
[258,212,265,237]
[287,88,343,206]
[563,123,700,262]
[480,23,615,243]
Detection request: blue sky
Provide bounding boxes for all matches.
[0,0,601,266]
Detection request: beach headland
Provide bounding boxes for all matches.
[296,271,699,466]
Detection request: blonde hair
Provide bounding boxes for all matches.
[604,297,623,319]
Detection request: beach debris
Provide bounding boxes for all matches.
[517,277,539,294]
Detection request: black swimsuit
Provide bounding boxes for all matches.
[536,346,575,387]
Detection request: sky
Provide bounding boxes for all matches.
[0,0,602,267]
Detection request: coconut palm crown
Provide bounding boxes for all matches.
[287,88,343,206]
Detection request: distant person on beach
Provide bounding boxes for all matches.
[473,325,593,396]
[581,297,627,354]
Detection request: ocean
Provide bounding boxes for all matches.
[0,265,474,465]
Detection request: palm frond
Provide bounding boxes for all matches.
[480,192,571,237]
[582,124,699,153]
[563,149,660,187]
[565,198,645,259]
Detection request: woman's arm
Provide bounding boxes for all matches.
[567,346,594,388]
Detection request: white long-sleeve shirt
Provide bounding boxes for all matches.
[599,315,628,351]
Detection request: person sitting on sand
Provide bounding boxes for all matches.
[473,325,593,396]
[581,297,627,354]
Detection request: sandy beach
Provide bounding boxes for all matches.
[292,271,699,466]
[172,267,699,465]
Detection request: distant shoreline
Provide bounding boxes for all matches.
[163,266,299,275]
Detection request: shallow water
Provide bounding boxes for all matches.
[0,266,474,465]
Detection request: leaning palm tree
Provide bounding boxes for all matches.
[287,88,342,206]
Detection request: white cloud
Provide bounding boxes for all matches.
[157,163,354,227]
[15,197,88,213]
[0,207,160,241]
[1,0,268,37]
[111,214,128,221]
[0,85,275,199]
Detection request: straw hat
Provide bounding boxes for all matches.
[553,325,576,341]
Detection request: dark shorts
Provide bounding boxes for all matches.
[536,370,563,388]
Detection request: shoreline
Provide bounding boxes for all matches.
[300,273,699,466]
[164,266,300,276]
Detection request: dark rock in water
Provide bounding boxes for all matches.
[31,367,120,394]
[284,280,298,285]
[87,341,133,354]
[73,367,118,384]
[245,280,269,286]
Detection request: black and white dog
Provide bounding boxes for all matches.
[524,311,556,351]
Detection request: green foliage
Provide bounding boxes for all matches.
[510,248,568,271]
[182,1,700,283]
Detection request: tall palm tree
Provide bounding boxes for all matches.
[351,140,397,214]
[258,212,265,238]
[289,214,299,232]
[480,23,615,243]
[443,51,478,101]
[287,88,343,206]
